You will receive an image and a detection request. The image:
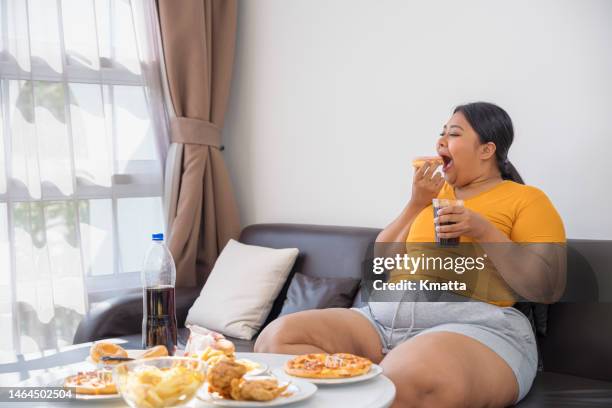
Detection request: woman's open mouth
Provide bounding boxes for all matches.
[440,154,453,172]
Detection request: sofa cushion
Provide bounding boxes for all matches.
[539,240,612,381]
[186,239,298,340]
[279,273,360,316]
[517,371,612,407]
[239,223,380,329]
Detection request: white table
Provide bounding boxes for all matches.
[7,351,396,408]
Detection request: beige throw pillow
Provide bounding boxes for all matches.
[186,239,298,339]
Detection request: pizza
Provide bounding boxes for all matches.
[63,370,117,395]
[284,353,372,379]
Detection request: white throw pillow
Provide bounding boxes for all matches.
[186,239,299,340]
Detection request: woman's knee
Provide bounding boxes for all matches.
[254,318,284,353]
[382,359,469,408]
[254,313,304,353]
[254,308,382,357]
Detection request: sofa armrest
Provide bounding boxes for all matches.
[73,287,201,344]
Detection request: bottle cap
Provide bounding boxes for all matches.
[152,233,164,241]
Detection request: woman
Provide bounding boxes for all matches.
[255,102,566,407]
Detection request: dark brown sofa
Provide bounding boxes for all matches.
[74,223,612,407]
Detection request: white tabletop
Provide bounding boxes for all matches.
[10,351,396,408]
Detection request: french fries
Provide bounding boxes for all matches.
[119,365,205,408]
[195,346,229,366]
[194,346,262,374]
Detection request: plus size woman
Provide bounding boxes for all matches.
[255,102,566,408]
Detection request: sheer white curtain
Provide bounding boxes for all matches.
[130,0,179,234]
[0,0,168,355]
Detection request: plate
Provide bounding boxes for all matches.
[272,364,383,385]
[177,353,269,376]
[45,374,122,401]
[71,392,122,401]
[197,378,317,407]
[237,359,269,377]
[182,350,269,374]
[87,351,268,375]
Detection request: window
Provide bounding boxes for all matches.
[0,0,165,354]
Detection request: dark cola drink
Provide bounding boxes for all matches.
[142,233,177,355]
[432,199,463,247]
[143,285,177,355]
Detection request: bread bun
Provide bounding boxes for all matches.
[90,342,127,364]
[412,156,443,169]
[142,345,169,359]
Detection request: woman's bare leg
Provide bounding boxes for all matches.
[254,308,384,363]
[381,331,519,408]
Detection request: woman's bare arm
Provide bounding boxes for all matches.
[476,228,567,303]
[376,201,425,243]
[377,161,444,244]
[436,207,567,303]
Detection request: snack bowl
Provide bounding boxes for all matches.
[113,357,207,407]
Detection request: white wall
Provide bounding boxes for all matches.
[224,0,612,239]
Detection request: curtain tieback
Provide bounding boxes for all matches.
[170,117,222,148]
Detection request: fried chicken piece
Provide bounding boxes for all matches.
[229,377,289,401]
[206,356,247,398]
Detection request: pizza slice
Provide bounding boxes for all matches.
[284,353,372,379]
[63,370,117,395]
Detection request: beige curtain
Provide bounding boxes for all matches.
[157,0,240,287]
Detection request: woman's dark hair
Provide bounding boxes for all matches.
[453,102,524,184]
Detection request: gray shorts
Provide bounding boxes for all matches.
[352,299,537,403]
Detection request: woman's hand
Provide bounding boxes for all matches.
[435,205,504,242]
[411,161,444,209]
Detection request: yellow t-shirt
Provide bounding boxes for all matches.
[392,180,566,306]
[408,180,566,244]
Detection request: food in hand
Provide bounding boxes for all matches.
[90,342,128,364]
[184,325,235,357]
[229,377,289,401]
[142,345,169,359]
[284,353,372,379]
[412,156,443,169]
[206,356,248,399]
[116,362,205,407]
[63,370,117,395]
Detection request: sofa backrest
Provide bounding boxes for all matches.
[541,239,612,381]
[240,223,612,381]
[239,223,379,326]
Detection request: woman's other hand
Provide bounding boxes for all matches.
[411,161,445,208]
